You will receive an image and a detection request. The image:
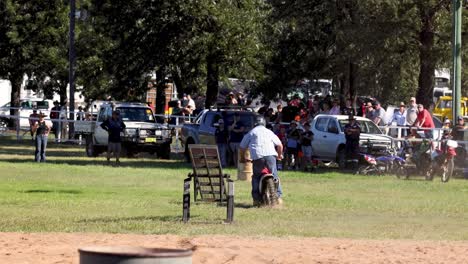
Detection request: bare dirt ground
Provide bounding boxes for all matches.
[0,233,468,263]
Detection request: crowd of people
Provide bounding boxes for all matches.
[213,93,466,172]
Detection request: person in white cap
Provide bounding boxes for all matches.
[406,97,418,127]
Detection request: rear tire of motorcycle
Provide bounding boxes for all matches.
[262,178,278,207]
[425,169,434,181]
[395,165,407,179]
[357,166,367,175]
[441,159,454,183]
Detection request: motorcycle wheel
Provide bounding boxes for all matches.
[357,166,368,175]
[262,177,279,207]
[425,167,434,181]
[441,159,454,183]
[395,165,408,179]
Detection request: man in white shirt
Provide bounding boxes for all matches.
[406,97,418,126]
[240,116,284,206]
[391,102,407,137]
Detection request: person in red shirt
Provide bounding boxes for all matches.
[414,104,434,138]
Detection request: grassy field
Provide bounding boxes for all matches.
[1,137,468,240]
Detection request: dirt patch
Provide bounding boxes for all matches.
[0,232,467,263]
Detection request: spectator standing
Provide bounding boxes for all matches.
[414,104,435,138]
[276,125,288,170]
[236,92,246,106]
[452,116,466,140]
[329,99,341,115]
[391,102,407,137]
[300,122,314,171]
[28,109,39,139]
[365,102,374,119]
[320,102,331,115]
[372,101,386,126]
[406,97,418,126]
[50,101,60,138]
[215,119,228,167]
[100,110,126,165]
[344,115,361,170]
[341,98,356,116]
[228,112,245,167]
[239,116,284,206]
[273,104,283,123]
[32,112,51,162]
[76,106,85,121]
[286,121,301,170]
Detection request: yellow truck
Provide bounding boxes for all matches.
[433,96,468,121]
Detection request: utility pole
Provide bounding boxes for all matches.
[69,0,76,138]
[452,0,462,121]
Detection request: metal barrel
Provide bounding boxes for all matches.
[237,149,253,181]
[79,246,192,264]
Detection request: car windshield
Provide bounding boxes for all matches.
[116,107,155,123]
[339,119,382,134]
[221,112,254,130]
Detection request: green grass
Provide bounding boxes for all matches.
[1,138,468,240]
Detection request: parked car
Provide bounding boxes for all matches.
[310,114,393,169]
[76,101,172,159]
[180,108,258,161]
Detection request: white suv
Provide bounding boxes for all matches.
[310,114,393,168]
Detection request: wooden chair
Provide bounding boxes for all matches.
[188,144,230,203]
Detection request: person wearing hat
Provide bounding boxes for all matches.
[50,101,61,138]
[28,109,39,140]
[390,102,407,137]
[32,112,51,162]
[100,110,126,165]
[406,97,418,127]
[344,114,361,171]
[214,118,228,167]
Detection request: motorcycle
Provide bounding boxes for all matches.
[425,139,458,182]
[258,168,280,207]
[356,153,384,176]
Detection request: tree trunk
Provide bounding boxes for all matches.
[205,54,219,109]
[416,15,436,109]
[349,61,356,100]
[9,73,22,129]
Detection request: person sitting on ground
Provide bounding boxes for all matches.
[100,110,126,165]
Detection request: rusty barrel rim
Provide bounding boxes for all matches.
[78,246,192,258]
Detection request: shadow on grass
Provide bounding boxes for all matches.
[21,189,82,194]
[76,215,227,225]
[0,149,86,157]
[0,157,191,170]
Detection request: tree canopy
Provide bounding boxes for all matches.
[0,0,467,111]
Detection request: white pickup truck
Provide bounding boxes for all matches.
[75,101,172,159]
[310,114,393,169]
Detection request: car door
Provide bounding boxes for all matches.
[198,112,221,145]
[311,117,329,158]
[324,118,342,158]
[94,106,110,145]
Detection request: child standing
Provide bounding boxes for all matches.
[300,122,314,171]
